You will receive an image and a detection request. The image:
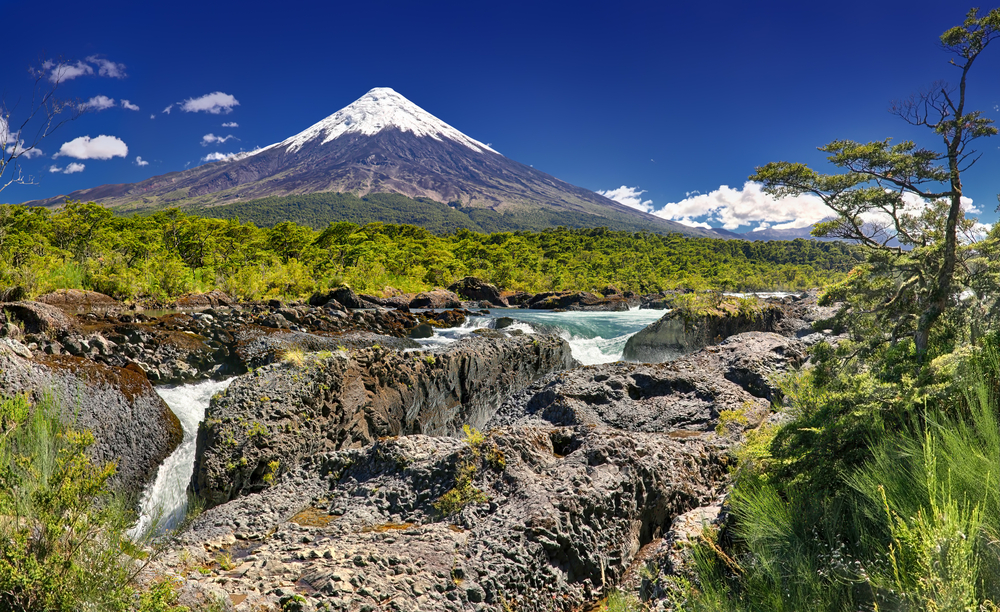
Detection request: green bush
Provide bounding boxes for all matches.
[0,393,170,611]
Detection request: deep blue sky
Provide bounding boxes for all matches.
[4,0,1000,230]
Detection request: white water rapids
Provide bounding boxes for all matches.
[412,308,671,364]
[130,378,233,537]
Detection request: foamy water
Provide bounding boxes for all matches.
[412,309,669,365]
[130,378,233,537]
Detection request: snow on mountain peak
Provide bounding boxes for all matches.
[278,87,498,155]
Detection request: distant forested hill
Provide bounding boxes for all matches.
[187,192,728,235]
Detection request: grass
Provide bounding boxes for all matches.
[683,352,1000,612]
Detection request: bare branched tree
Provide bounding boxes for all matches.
[0,59,82,193]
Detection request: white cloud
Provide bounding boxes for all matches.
[48,162,85,174]
[121,99,140,111]
[652,182,831,231]
[149,114,156,120]
[181,92,239,114]
[676,217,713,229]
[222,121,239,128]
[596,185,654,213]
[201,151,238,162]
[85,56,127,78]
[201,133,237,146]
[134,156,149,167]
[81,95,116,111]
[1,117,44,158]
[162,105,174,115]
[44,60,93,83]
[43,57,126,83]
[201,148,260,163]
[53,135,128,160]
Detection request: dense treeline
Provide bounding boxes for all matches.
[0,201,859,301]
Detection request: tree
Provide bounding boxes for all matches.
[751,7,1000,357]
[0,60,81,193]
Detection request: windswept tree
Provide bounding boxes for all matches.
[752,7,1000,357]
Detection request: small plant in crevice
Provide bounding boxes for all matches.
[434,425,505,516]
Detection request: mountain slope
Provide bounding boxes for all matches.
[22,88,719,237]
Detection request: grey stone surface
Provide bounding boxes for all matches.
[191,334,578,508]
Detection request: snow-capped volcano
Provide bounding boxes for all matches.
[275,87,497,155]
[23,88,719,237]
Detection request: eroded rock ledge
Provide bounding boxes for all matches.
[191,333,577,509]
[153,425,728,612]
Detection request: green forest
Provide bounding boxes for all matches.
[0,201,859,302]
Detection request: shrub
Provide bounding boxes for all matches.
[0,393,161,611]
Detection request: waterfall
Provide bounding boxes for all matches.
[130,378,233,537]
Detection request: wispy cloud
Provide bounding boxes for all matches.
[221,121,239,128]
[201,133,237,146]
[49,162,85,174]
[162,105,174,115]
[181,92,239,114]
[121,100,140,111]
[42,60,92,82]
[596,186,654,213]
[53,135,128,160]
[81,95,116,111]
[201,148,260,163]
[134,156,149,167]
[42,56,126,83]
[85,56,127,78]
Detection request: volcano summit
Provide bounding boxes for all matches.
[25,88,715,236]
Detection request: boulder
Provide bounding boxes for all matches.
[527,291,631,311]
[448,276,508,307]
[623,297,784,362]
[191,333,577,508]
[37,289,120,312]
[172,289,234,309]
[308,286,370,310]
[0,340,182,496]
[409,289,462,309]
[2,301,77,335]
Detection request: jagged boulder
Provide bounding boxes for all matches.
[191,333,577,508]
[448,277,508,307]
[527,291,632,311]
[623,297,784,362]
[0,340,182,496]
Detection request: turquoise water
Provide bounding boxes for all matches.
[414,308,669,365]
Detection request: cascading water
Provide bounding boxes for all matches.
[411,309,669,364]
[130,378,233,537]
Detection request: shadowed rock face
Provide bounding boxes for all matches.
[191,334,577,508]
[0,341,181,496]
[155,426,729,612]
[622,301,785,362]
[490,332,805,434]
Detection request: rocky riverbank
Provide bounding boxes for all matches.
[0,283,840,610]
